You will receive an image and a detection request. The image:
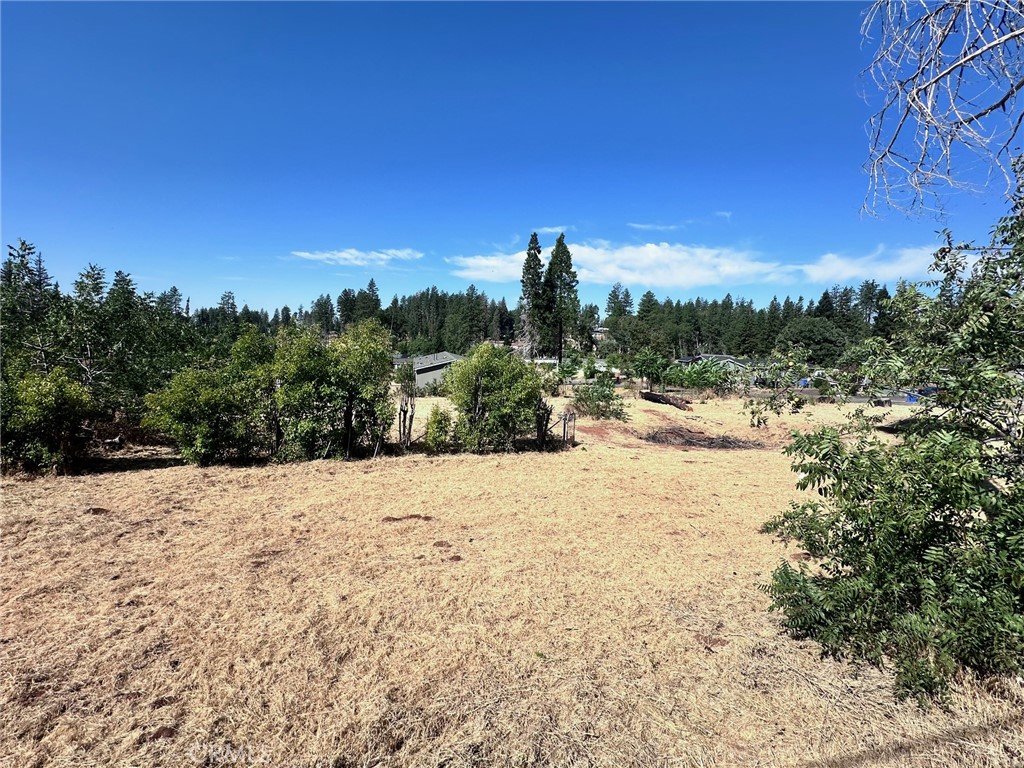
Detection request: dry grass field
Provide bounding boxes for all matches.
[2,397,1021,768]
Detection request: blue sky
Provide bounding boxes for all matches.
[1,1,1008,313]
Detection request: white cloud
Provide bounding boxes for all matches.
[447,240,940,289]
[714,211,733,222]
[800,245,936,283]
[447,253,526,283]
[448,240,785,289]
[571,241,784,288]
[291,248,423,267]
[627,222,682,231]
[535,225,573,234]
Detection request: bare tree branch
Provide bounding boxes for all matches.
[863,0,1024,214]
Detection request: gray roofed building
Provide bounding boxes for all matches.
[402,351,465,388]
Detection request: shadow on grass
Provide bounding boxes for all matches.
[79,447,187,475]
[799,711,1023,768]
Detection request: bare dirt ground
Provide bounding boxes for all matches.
[2,397,1021,768]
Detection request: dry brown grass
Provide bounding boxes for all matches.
[2,398,1021,768]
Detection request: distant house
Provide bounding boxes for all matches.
[397,351,465,388]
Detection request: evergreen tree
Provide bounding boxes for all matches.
[519,233,545,357]
[621,288,634,315]
[815,289,835,320]
[540,234,579,364]
[636,290,660,327]
[337,289,357,327]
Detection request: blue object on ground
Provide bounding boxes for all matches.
[906,394,918,404]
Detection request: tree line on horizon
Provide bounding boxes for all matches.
[1,232,900,471]
[2,232,897,375]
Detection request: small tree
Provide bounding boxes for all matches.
[272,327,341,461]
[572,372,627,421]
[395,362,417,448]
[331,319,396,459]
[1,367,95,472]
[444,344,543,452]
[761,189,1024,701]
[424,405,452,454]
[144,327,274,465]
[633,347,668,391]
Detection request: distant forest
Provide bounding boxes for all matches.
[1,236,903,470]
[2,237,897,377]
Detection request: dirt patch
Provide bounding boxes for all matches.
[576,423,616,440]
[380,514,434,523]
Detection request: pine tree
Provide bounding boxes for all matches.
[519,233,544,358]
[543,234,580,365]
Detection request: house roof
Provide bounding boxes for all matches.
[412,352,464,370]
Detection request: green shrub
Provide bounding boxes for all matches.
[1,367,95,472]
[444,345,543,452]
[424,405,452,454]
[539,364,562,396]
[572,373,627,421]
[145,320,396,464]
[665,359,736,394]
[332,319,396,458]
[633,347,668,391]
[761,196,1024,702]
[272,327,341,461]
[143,367,269,465]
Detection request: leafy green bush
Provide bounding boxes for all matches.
[144,367,268,465]
[444,344,544,452]
[665,359,736,394]
[144,325,275,465]
[761,195,1024,702]
[1,367,95,472]
[145,320,396,464]
[538,364,562,397]
[272,327,342,461]
[424,405,452,454]
[633,347,669,391]
[572,374,627,421]
[332,319,396,458]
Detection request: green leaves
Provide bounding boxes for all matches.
[145,320,396,464]
[1,367,95,472]
[444,344,543,452]
[761,192,1024,703]
[573,373,627,421]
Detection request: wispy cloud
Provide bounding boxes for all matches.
[446,240,939,289]
[291,248,424,268]
[800,245,935,283]
[626,222,683,232]
[714,211,733,222]
[535,225,573,235]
